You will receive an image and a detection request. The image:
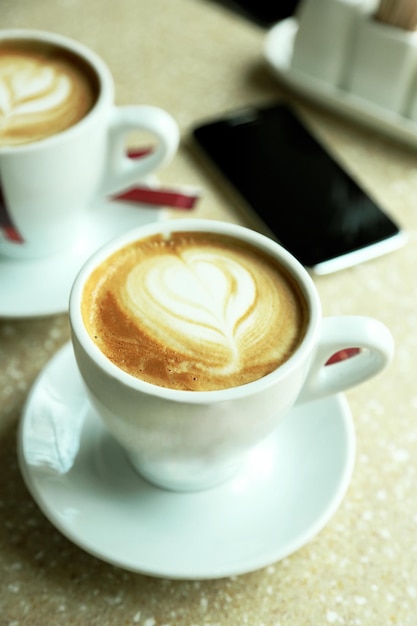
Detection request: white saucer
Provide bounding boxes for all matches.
[18,342,356,580]
[0,198,163,318]
[264,18,417,149]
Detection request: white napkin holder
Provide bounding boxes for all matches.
[291,0,417,122]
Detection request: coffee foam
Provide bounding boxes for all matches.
[82,233,309,391]
[0,42,97,146]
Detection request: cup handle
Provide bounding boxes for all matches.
[100,105,179,196]
[298,316,394,403]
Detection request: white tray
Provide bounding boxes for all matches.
[264,18,417,148]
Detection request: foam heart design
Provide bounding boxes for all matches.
[0,62,70,117]
[125,250,257,353]
[0,50,94,147]
[83,235,307,390]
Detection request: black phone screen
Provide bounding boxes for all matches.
[192,103,402,271]
[208,0,300,27]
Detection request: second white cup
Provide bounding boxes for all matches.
[0,29,179,259]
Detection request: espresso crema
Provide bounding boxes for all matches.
[0,41,98,146]
[82,232,309,391]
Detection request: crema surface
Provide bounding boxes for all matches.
[82,233,309,391]
[0,42,97,146]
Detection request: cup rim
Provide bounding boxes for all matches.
[69,219,322,403]
[0,28,112,154]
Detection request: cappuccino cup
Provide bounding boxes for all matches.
[69,219,394,492]
[0,30,179,260]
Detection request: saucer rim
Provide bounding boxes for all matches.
[18,342,356,580]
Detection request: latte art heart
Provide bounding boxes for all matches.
[125,252,258,367]
[0,44,97,146]
[8,67,70,115]
[82,233,308,391]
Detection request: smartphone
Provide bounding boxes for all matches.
[191,103,405,275]
[207,0,300,27]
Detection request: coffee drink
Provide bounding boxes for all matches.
[82,232,309,391]
[0,40,98,146]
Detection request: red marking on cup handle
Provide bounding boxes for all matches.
[112,148,200,209]
[326,348,361,365]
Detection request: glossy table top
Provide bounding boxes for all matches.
[1,0,417,623]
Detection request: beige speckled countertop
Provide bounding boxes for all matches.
[1,1,417,624]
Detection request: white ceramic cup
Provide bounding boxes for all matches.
[69,219,394,492]
[0,29,179,259]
